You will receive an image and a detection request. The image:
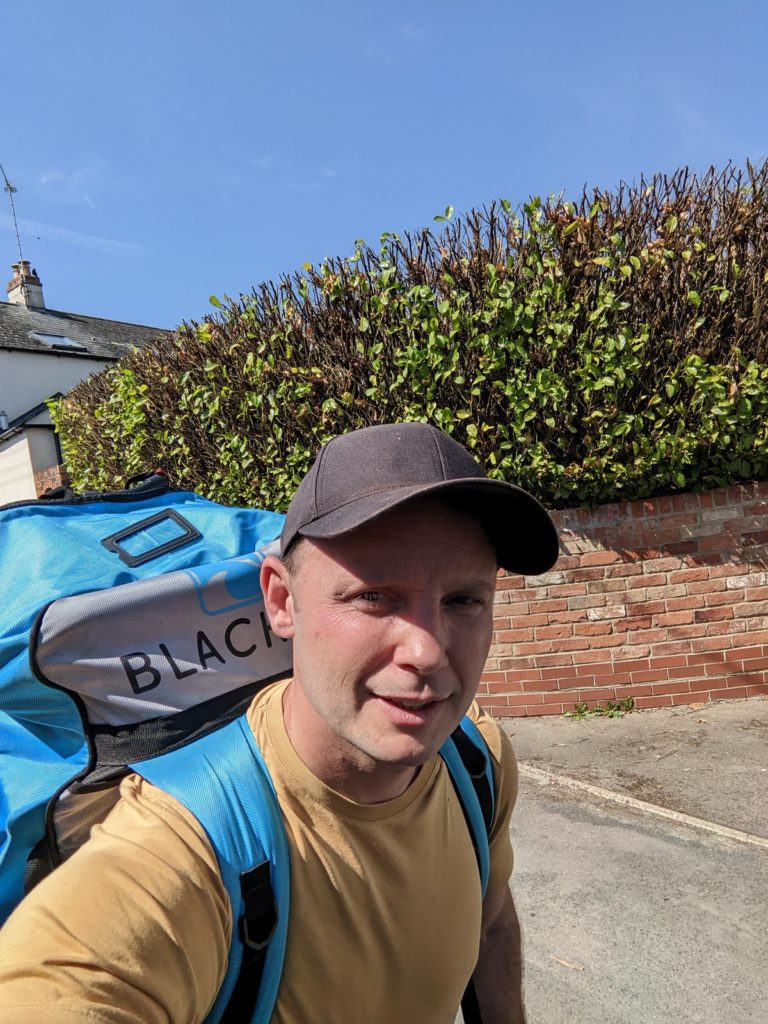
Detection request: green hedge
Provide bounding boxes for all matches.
[53,162,768,510]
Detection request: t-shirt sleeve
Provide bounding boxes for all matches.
[0,774,232,1024]
[466,701,519,898]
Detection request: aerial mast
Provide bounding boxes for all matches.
[0,162,25,264]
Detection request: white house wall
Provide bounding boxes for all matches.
[0,349,110,422]
[26,428,60,475]
[0,434,37,503]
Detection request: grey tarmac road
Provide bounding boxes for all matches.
[508,776,767,1024]
[457,698,768,1024]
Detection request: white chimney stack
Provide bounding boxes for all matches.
[6,260,45,308]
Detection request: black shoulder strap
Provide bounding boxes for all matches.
[450,724,495,836]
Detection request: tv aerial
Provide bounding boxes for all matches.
[0,162,25,264]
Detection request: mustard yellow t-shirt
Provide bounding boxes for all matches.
[0,680,518,1024]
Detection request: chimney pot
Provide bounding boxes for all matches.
[7,260,45,309]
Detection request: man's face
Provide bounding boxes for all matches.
[263,498,498,792]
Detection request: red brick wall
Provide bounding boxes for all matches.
[478,482,768,717]
[33,464,70,497]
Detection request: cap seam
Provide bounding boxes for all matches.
[429,425,451,480]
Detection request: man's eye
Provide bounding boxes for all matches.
[448,595,484,609]
[358,591,384,603]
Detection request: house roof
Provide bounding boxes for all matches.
[0,300,167,360]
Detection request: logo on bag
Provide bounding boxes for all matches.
[183,554,266,615]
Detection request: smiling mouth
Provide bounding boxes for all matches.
[373,694,448,724]
[387,698,434,710]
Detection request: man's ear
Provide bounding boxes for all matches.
[260,554,296,639]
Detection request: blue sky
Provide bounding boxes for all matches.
[2,0,766,329]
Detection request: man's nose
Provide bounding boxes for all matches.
[393,606,450,675]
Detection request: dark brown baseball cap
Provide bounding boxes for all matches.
[280,421,559,575]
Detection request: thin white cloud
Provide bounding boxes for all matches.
[250,154,274,169]
[38,161,110,207]
[0,214,142,258]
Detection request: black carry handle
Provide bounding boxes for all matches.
[101,509,201,567]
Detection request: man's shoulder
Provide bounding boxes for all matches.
[465,699,513,767]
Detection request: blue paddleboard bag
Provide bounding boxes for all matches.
[0,472,292,924]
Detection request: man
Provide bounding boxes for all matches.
[0,421,558,1023]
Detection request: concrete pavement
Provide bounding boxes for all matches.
[478,698,768,1023]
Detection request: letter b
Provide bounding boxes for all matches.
[120,652,161,693]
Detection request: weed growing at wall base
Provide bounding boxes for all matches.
[564,698,636,720]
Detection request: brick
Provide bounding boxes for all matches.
[569,567,610,582]
[495,629,535,643]
[614,685,654,699]
[687,651,726,666]
[573,622,614,636]
[669,567,713,584]
[506,693,544,706]
[480,670,507,682]
[670,692,708,706]
[628,573,669,589]
[532,704,568,716]
[521,678,560,692]
[577,687,618,703]
[572,649,614,664]
[657,612,694,626]
[484,681,525,694]
[693,636,732,652]
[740,657,768,673]
[694,607,734,623]
[699,620,745,636]
[544,611,589,625]
[635,695,674,708]
[662,597,702,613]
[548,583,589,598]
[568,594,607,610]
[533,599,569,613]
[630,601,666,616]
[579,551,623,567]
[612,644,652,661]
[590,579,631,594]
[545,637,592,653]
[606,562,645,579]
[542,691,571,704]
[646,640,689,655]
[499,670,542,684]
[615,617,652,632]
[653,681,691,696]
[587,606,627,621]
[708,686,748,700]
[631,669,669,683]
[745,683,768,696]
[743,529,768,547]
[703,591,744,607]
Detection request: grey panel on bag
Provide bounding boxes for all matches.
[34,552,293,726]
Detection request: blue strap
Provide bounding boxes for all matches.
[439,719,493,897]
[132,717,289,1024]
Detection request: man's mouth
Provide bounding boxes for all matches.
[373,693,447,725]
[386,697,435,710]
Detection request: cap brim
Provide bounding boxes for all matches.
[295,477,559,576]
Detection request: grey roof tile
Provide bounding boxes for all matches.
[0,301,168,360]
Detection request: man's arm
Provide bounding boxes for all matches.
[471,885,525,1024]
[0,775,230,1024]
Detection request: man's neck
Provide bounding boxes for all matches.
[281,682,421,804]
